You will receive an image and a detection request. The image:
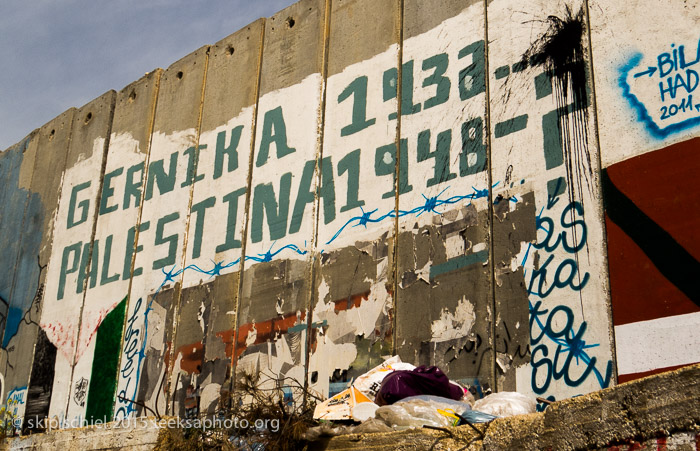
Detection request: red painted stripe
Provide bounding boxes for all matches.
[605,139,700,326]
[606,137,700,263]
[617,363,697,384]
[606,217,700,325]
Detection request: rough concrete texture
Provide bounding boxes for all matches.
[319,363,700,450]
[2,417,162,451]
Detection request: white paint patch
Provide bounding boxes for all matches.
[245,324,258,348]
[115,127,197,419]
[415,260,432,285]
[589,0,700,167]
[430,296,476,342]
[48,353,73,420]
[199,383,221,413]
[398,8,489,232]
[445,234,465,259]
[472,242,487,254]
[317,278,330,305]
[317,46,399,248]
[41,137,107,363]
[198,301,206,333]
[615,311,700,375]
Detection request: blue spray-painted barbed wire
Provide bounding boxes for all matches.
[327,182,517,245]
[156,241,307,290]
[122,240,306,416]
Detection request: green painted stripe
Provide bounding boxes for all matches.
[535,72,553,99]
[494,65,510,79]
[512,61,528,73]
[430,250,489,280]
[494,115,528,138]
[85,296,127,424]
[288,320,327,333]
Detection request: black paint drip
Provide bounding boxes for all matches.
[522,6,593,314]
[522,6,593,206]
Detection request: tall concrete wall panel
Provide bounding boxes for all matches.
[2,109,75,427]
[486,0,614,404]
[309,0,399,399]
[0,0,698,432]
[42,91,117,422]
[396,0,493,392]
[170,21,264,418]
[589,0,700,384]
[0,132,38,337]
[116,48,210,422]
[66,72,162,426]
[236,0,327,405]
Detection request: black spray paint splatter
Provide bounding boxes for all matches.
[521,6,593,316]
[522,5,593,206]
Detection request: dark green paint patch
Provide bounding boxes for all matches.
[85,297,127,423]
[494,115,528,138]
[494,65,510,79]
[511,61,528,73]
[535,72,553,99]
[430,250,488,280]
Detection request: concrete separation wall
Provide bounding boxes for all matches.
[0,0,698,436]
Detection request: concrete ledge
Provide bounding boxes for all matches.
[2,417,163,451]
[318,363,700,450]
[3,364,698,450]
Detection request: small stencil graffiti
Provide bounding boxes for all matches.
[73,377,89,407]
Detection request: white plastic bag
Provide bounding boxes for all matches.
[472,391,536,417]
[375,395,472,429]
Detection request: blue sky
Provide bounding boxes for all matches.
[0,0,293,150]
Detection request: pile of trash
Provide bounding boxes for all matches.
[306,356,536,440]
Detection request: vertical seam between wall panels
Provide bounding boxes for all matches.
[303,0,333,407]
[391,0,404,357]
[482,0,498,390]
[64,93,118,418]
[232,20,266,396]
[164,46,212,414]
[583,0,618,385]
[118,70,162,419]
[30,111,76,421]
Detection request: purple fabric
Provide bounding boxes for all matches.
[375,365,464,405]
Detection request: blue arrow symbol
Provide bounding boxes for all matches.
[634,66,657,78]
